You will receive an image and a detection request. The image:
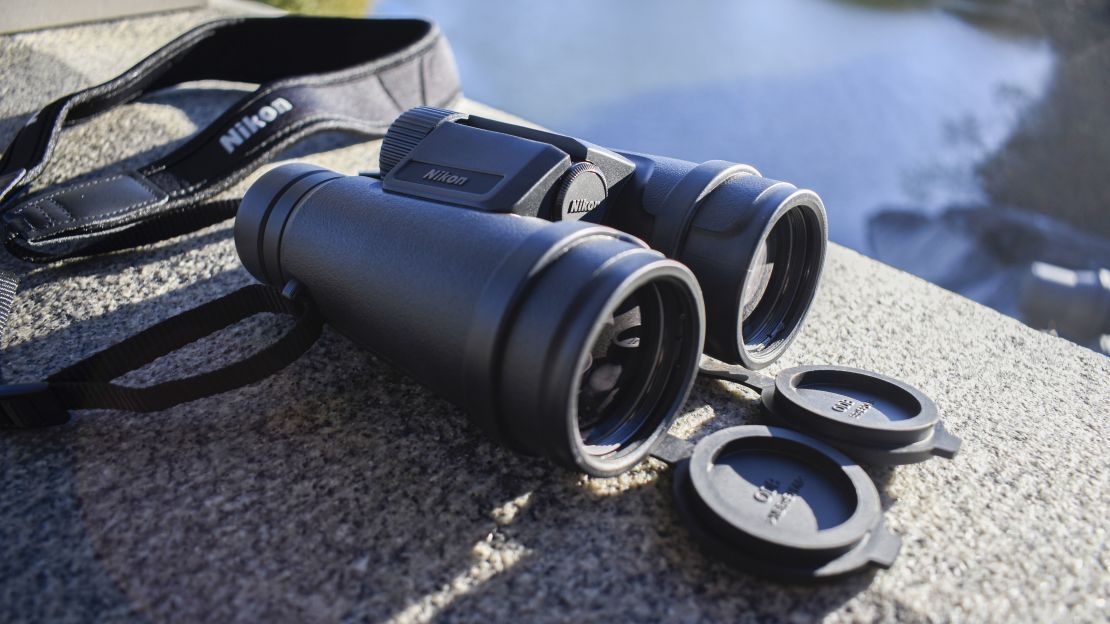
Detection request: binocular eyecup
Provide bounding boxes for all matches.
[611,153,827,368]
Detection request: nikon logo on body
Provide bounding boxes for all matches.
[219,97,294,154]
[567,198,601,213]
[423,168,469,186]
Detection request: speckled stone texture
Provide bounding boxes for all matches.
[0,7,1107,624]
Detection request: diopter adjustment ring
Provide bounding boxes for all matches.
[379,106,467,174]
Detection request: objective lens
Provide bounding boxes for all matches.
[740,205,824,364]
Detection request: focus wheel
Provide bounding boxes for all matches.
[379,106,467,174]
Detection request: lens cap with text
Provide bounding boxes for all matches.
[762,365,961,464]
[698,361,961,465]
[665,426,901,581]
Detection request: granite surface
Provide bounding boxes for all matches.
[0,7,1107,624]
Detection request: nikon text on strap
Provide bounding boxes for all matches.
[0,16,460,262]
[0,16,459,426]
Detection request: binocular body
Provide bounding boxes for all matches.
[378,107,828,368]
[237,164,704,475]
[236,107,828,475]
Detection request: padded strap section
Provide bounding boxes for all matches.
[0,16,460,262]
[4,172,168,240]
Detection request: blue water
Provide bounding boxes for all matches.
[374,0,1110,351]
[375,0,1054,252]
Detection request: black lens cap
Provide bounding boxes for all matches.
[762,365,961,464]
[671,426,900,581]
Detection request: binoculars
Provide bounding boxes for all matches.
[235,107,828,476]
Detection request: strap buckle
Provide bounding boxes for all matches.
[0,382,69,428]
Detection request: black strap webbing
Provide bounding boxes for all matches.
[0,271,19,381]
[0,283,323,428]
[0,16,460,426]
[0,15,460,263]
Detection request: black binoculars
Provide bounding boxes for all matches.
[236,107,828,476]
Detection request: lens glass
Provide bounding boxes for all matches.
[576,284,674,456]
[741,237,776,321]
[740,206,822,363]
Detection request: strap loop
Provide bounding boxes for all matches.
[0,284,323,428]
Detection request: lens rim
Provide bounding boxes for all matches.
[735,190,827,369]
[575,281,667,455]
[566,263,705,476]
[491,228,705,477]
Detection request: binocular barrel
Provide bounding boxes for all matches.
[607,153,827,368]
[378,107,828,369]
[236,163,705,476]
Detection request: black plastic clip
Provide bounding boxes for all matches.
[0,382,69,428]
[697,359,776,392]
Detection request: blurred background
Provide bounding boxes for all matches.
[345,0,1107,355]
[25,0,1110,353]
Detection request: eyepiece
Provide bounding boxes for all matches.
[577,289,655,453]
[609,154,827,369]
[737,193,826,366]
[689,175,825,369]
[572,273,702,469]
[494,233,704,476]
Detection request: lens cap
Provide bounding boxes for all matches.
[762,365,961,465]
[671,426,900,581]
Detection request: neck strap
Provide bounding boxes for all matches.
[0,16,460,262]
